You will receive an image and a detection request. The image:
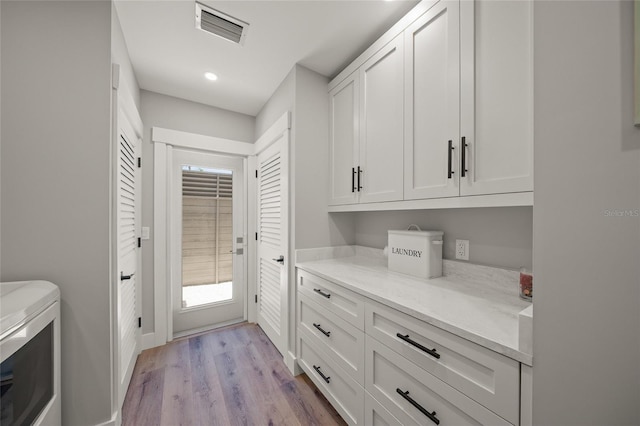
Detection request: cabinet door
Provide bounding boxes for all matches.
[460,0,533,196]
[404,1,460,200]
[358,35,404,203]
[329,71,359,205]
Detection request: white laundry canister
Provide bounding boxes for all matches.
[388,226,444,279]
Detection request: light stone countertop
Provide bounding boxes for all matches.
[295,246,533,366]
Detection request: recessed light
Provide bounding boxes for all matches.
[204,72,218,81]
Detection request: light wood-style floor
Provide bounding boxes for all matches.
[122,322,347,426]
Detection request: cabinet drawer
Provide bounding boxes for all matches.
[298,335,364,425]
[365,336,511,426]
[365,300,519,424]
[297,270,365,330]
[365,392,402,426]
[298,293,365,384]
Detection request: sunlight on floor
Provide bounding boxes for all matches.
[182,281,232,308]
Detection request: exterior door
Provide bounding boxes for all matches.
[171,149,245,337]
[114,86,142,409]
[256,132,288,356]
[404,0,461,200]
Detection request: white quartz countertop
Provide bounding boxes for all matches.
[296,247,532,365]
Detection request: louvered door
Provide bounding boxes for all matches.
[256,133,288,356]
[116,116,140,407]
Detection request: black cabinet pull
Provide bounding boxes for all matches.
[352,167,356,193]
[461,136,468,178]
[313,288,331,299]
[313,365,331,383]
[272,256,284,264]
[120,272,134,281]
[396,333,440,359]
[357,166,363,191]
[447,140,455,179]
[313,323,331,337]
[396,388,440,425]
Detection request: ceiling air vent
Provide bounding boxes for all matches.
[195,2,249,46]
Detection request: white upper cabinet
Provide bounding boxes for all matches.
[328,0,534,210]
[329,71,359,206]
[460,0,533,196]
[404,0,460,200]
[358,35,404,203]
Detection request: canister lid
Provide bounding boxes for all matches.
[388,230,444,237]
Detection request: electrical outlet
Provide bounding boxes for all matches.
[455,239,470,260]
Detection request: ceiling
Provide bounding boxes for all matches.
[114,0,419,116]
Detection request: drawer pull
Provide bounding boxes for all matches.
[313,288,331,299]
[313,323,331,337]
[396,333,441,359]
[396,388,440,425]
[313,365,331,384]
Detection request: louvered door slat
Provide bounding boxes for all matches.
[256,128,288,356]
[117,133,138,392]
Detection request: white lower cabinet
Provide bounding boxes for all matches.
[365,391,402,426]
[366,336,511,426]
[298,293,365,383]
[296,269,523,425]
[365,300,520,424]
[297,335,365,425]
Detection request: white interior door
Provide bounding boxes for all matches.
[170,149,246,337]
[256,132,288,356]
[115,92,141,409]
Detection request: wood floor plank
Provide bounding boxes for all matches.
[161,339,195,426]
[122,322,346,426]
[122,368,164,426]
[189,335,231,426]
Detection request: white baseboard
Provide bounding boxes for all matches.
[141,332,157,351]
[95,410,118,426]
[285,351,302,376]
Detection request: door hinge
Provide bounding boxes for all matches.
[138,317,142,328]
[255,232,258,241]
[255,294,258,303]
[137,157,141,168]
[255,170,258,178]
[137,237,142,248]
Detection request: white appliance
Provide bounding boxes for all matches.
[1,281,61,426]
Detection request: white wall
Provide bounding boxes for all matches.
[255,68,295,139]
[293,65,356,250]
[533,1,640,424]
[139,90,255,334]
[111,2,140,110]
[353,207,532,269]
[1,2,114,424]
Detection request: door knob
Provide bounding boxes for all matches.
[272,255,285,265]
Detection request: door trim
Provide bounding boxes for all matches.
[151,124,277,347]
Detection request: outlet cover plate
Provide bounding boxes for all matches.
[455,239,469,260]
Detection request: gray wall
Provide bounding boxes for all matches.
[1,1,114,424]
[139,90,255,334]
[111,2,140,110]
[255,67,295,139]
[353,207,532,270]
[255,65,356,250]
[533,1,640,424]
[293,65,356,250]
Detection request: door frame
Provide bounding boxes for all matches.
[152,128,253,345]
[170,148,246,337]
[150,113,291,352]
